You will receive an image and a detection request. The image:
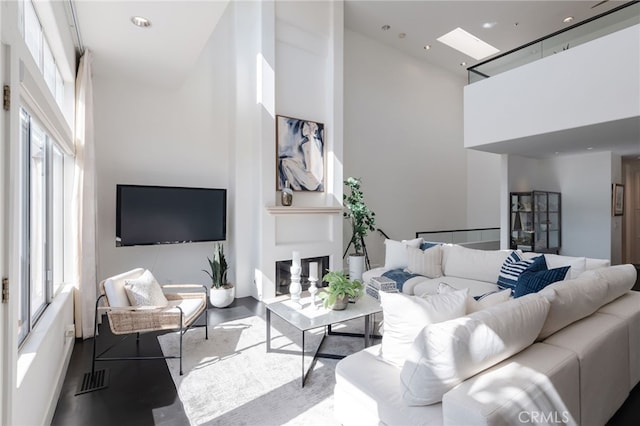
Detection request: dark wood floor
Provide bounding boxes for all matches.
[52,296,640,426]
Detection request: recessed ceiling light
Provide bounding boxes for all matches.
[423,44,431,50]
[460,62,467,67]
[587,147,593,150]
[381,24,391,31]
[482,22,497,29]
[437,27,500,60]
[563,16,574,23]
[131,16,151,28]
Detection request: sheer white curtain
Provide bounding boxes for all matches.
[72,50,97,338]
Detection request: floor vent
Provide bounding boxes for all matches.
[76,369,109,395]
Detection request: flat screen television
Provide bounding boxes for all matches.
[116,184,227,246]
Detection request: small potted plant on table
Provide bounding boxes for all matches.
[319,270,364,310]
[203,243,234,308]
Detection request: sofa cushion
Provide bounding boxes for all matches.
[378,290,467,367]
[335,345,444,426]
[543,312,629,426]
[399,293,550,405]
[442,343,580,425]
[522,253,586,280]
[442,245,511,284]
[536,265,636,339]
[384,238,423,269]
[599,291,640,390]
[406,245,442,278]
[412,276,499,298]
[514,266,570,298]
[537,273,607,339]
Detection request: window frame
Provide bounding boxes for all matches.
[18,107,68,346]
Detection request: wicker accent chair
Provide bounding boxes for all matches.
[92,268,208,376]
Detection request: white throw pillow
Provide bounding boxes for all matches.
[400,294,550,405]
[437,282,511,314]
[378,289,468,367]
[384,238,423,269]
[544,254,586,280]
[468,289,512,313]
[406,245,443,278]
[124,270,169,307]
[442,245,511,283]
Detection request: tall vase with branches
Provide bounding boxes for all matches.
[343,177,376,272]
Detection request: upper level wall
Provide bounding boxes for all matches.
[464,24,640,148]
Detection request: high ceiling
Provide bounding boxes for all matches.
[71,0,638,157]
[344,0,628,79]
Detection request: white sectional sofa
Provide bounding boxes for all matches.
[336,242,638,426]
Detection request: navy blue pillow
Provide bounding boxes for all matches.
[420,241,440,250]
[526,255,547,273]
[514,266,570,298]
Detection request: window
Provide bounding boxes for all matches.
[18,108,68,345]
[20,0,65,109]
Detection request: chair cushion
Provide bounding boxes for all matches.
[378,290,467,367]
[167,298,205,324]
[103,268,145,307]
[124,270,169,307]
[400,293,550,405]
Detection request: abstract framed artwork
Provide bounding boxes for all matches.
[613,183,624,216]
[276,115,325,192]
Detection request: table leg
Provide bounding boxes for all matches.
[364,314,371,347]
[266,309,271,353]
[301,330,305,387]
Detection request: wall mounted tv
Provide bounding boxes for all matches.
[116,184,227,247]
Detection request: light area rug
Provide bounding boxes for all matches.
[157,313,370,425]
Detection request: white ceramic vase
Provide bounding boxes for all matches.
[209,285,235,308]
[348,254,365,282]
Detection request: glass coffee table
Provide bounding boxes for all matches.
[266,294,382,387]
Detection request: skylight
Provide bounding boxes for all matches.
[437,27,500,60]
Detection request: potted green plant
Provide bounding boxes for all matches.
[343,177,376,281]
[318,270,364,310]
[203,243,234,308]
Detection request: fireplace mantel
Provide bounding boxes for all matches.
[265,205,342,215]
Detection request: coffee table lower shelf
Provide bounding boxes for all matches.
[265,296,381,387]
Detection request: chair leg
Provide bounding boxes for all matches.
[205,307,209,340]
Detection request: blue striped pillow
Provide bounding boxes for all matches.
[514,266,570,298]
[497,252,535,292]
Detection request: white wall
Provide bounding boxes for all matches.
[94,17,232,288]
[465,24,640,149]
[503,152,620,261]
[344,29,500,267]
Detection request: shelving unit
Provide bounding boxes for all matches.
[510,191,561,254]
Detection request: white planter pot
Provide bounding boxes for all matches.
[209,285,235,308]
[348,254,365,282]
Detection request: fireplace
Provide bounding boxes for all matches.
[276,256,330,296]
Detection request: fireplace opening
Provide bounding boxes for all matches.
[276,256,330,296]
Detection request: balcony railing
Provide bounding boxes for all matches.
[415,227,500,251]
[468,1,639,84]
